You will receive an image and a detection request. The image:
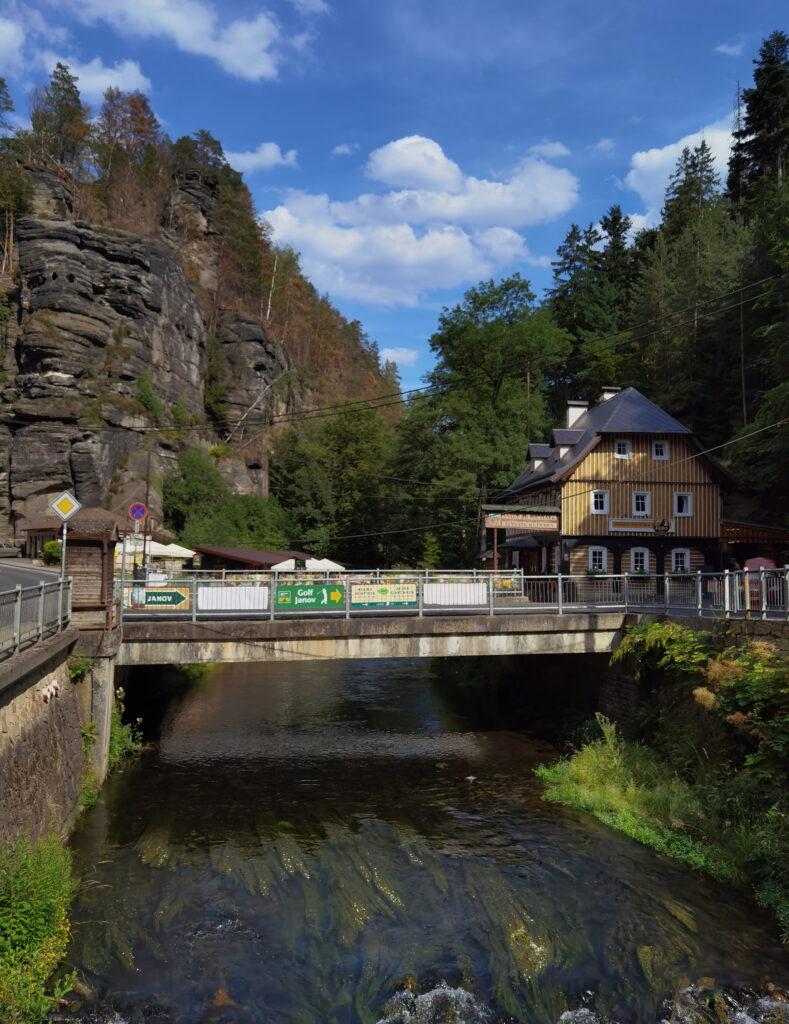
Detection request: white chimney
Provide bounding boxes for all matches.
[599,386,621,403]
[566,401,588,428]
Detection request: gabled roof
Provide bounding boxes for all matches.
[191,545,310,567]
[499,387,699,499]
[527,444,553,459]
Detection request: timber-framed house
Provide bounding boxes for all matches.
[490,386,729,575]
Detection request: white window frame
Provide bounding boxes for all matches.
[590,489,609,515]
[671,548,691,572]
[630,547,650,573]
[632,490,651,517]
[673,492,693,517]
[589,546,608,572]
[652,440,669,460]
[614,438,632,460]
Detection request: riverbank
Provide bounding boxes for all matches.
[537,621,789,941]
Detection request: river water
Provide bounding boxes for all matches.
[66,657,789,1024]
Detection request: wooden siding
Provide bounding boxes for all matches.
[569,544,706,575]
[562,434,719,538]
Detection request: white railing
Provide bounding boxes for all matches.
[0,578,73,655]
[116,569,789,622]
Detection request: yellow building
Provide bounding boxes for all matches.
[493,386,730,575]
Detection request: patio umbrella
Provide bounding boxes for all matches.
[744,556,776,570]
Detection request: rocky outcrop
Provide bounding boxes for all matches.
[0,176,293,538]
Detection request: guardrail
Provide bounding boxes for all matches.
[0,578,73,656]
[117,569,789,622]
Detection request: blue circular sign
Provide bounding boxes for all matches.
[129,502,147,520]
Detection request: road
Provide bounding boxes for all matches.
[0,560,59,590]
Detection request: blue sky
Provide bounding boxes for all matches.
[0,0,784,390]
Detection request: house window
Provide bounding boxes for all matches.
[632,491,651,517]
[671,548,691,572]
[591,490,609,514]
[630,547,649,572]
[614,438,632,459]
[589,546,608,572]
[674,492,693,517]
[652,440,669,460]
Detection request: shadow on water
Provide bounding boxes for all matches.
[65,657,789,1024]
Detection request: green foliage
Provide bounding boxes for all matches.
[171,398,188,427]
[108,687,141,770]
[30,62,91,169]
[41,541,61,567]
[0,834,76,1024]
[163,446,291,549]
[66,656,92,683]
[611,620,715,674]
[204,335,231,427]
[136,372,164,423]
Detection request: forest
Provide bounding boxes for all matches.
[1,32,788,567]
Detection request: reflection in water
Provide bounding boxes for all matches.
[67,659,789,1024]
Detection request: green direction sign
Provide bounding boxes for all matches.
[142,588,189,608]
[351,582,417,608]
[276,584,345,608]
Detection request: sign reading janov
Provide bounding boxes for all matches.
[126,587,191,610]
[351,583,417,607]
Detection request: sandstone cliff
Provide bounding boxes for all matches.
[0,172,292,540]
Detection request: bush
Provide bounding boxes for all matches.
[41,541,61,566]
[0,835,76,1024]
[136,372,164,423]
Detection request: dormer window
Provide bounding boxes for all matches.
[652,440,669,461]
[614,439,632,459]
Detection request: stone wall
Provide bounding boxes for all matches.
[0,630,90,844]
[598,651,643,737]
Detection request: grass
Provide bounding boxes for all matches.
[0,835,76,1024]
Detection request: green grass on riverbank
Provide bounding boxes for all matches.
[536,622,789,942]
[0,834,76,1024]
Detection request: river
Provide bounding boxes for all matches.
[65,657,789,1024]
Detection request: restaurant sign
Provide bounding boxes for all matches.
[485,513,559,531]
[351,582,418,607]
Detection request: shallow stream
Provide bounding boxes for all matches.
[65,658,789,1023]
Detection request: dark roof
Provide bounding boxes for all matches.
[500,387,695,498]
[551,428,584,446]
[191,546,311,566]
[481,503,561,514]
[528,444,553,458]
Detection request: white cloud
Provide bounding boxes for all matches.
[529,139,570,159]
[0,17,25,76]
[226,142,298,173]
[715,41,743,57]
[591,137,615,155]
[39,52,151,101]
[381,347,419,368]
[366,135,464,192]
[332,143,358,156]
[53,0,282,81]
[624,116,733,225]
[290,0,330,14]
[265,136,576,306]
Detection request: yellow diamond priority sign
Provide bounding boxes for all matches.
[49,491,82,521]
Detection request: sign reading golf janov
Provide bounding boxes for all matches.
[276,585,344,608]
[351,583,417,607]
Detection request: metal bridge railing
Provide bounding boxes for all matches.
[116,569,789,622]
[0,578,73,656]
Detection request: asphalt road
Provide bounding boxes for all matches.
[0,560,59,591]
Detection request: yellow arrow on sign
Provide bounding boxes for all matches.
[329,589,343,603]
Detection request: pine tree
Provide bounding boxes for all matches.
[662,141,721,242]
[30,63,91,169]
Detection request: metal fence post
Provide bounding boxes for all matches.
[759,568,767,619]
[12,585,21,652]
[557,574,563,614]
[723,569,731,618]
[191,576,197,623]
[37,582,45,640]
[623,572,629,611]
[696,570,702,615]
[488,577,494,616]
[785,568,789,622]
[417,576,423,618]
[664,574,670,613]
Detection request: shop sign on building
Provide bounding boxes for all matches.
[484,513,559,531]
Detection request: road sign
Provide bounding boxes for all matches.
[275,584,344,608]
[351,583,417,607]
[49,491,82,521]
[131,588,190,609]
[129,502,148,520]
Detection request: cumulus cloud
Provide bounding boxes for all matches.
[529,139,570,159]
[52,0,282,80]
[265,135,576,306]
[0,17,25,76]
[226,142,298,173]
[366,135,465,192]
[39,52,151,101]
[381,347,419,368]
[624,116,733,225]
[715,40,743,57]
[591,137,615,155]
[332,143,358,156]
